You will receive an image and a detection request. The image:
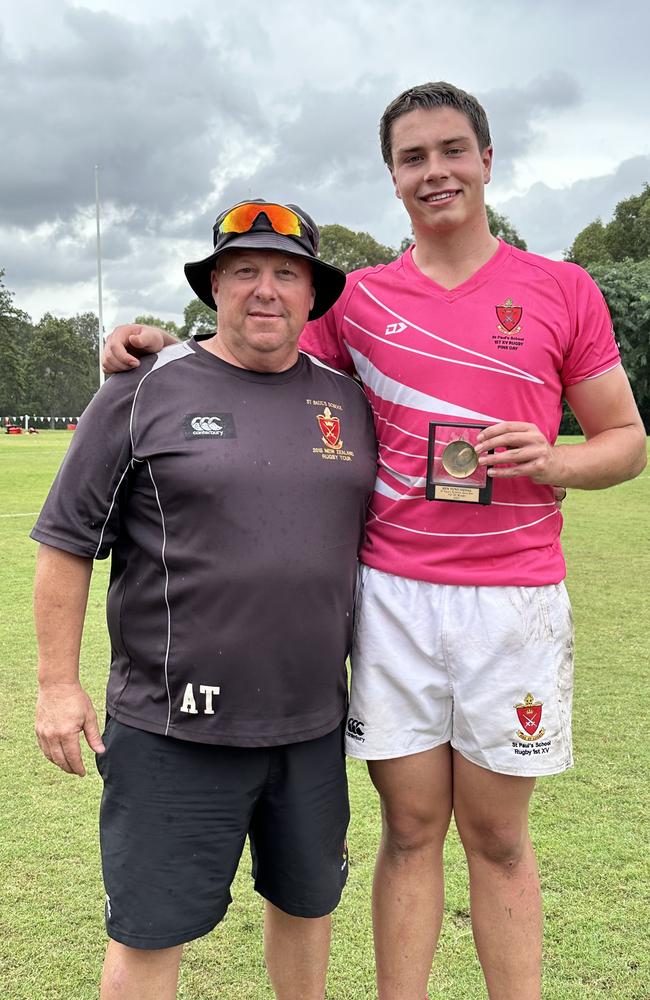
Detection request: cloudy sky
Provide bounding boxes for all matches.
[2,0,648,329]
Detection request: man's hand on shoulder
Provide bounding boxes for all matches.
[35,681,105,776]
[102,324,177,374]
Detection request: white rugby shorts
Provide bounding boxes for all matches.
[346,565,574,777]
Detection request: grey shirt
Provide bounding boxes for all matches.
[32,340,377,746]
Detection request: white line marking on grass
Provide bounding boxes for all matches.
[0,512,40,518]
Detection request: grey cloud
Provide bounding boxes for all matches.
[194,73,586,245]
[0,7,267,229]
[494,155,650,256]
[210,77,399,238]
[482,73,582,181]
[2,4,646,329]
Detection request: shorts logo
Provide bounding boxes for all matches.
[496,297,523,334]
[514,692,545,742]
[347,717,365,742]
[184,413,236,439]
[385,322,407,336]
[317,406,343,450]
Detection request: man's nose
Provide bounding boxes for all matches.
[253,269,278,299]
[423,153,450,182]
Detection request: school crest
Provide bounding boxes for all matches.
[514,692,545,742]
[496,297,523,334]
[317,406,343,450]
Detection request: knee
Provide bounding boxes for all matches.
[102,940,183,997]
[459,819,529,870]
[381,802,451,855]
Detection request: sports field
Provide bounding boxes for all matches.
[1,430,648,999]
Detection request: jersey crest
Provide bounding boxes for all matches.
[496,297,523,334]
[317,406,343,450]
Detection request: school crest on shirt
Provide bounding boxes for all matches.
[492,297,525,352]
[317,406,343,450]
[496,297,523,334]
[514,692,545,742]
[305,398,355,462]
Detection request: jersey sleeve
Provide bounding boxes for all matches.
[30,370,141,559]
[561,266,621,387]
[299,286,356,375]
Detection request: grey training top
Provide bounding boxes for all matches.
[32,339,377,746]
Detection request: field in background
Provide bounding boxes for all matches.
[1,431,648,999]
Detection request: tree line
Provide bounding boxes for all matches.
[563,184,650,431]
[1,191,648,428]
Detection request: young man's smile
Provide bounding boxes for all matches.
[390,106,493,237]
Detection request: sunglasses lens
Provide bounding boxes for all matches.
[220,203,261,234]
[219,203,303,237]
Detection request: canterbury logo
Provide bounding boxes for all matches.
[183,412,236,439]
[191,416,223,434]
[347,718,365,738]
[385,322,407,336]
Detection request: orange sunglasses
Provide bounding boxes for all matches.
[217,202,310,238]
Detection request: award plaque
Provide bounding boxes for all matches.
[426,422,493,504]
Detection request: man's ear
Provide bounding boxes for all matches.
[482,145,494,185]
[390,166,403,202]
[210,269,219,307]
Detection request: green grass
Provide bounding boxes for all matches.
[1,431,648,998]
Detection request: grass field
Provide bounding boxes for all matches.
[1,430,648,999]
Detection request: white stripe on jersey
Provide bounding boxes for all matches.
[367,506,559,538]
[146,459,173,736]
[348,346,501,423]
[94,343,194,558]
[375,413,429,442]
[372,476,558,508]
[355,281,544,385]
[301,350,368,397]
[374,477,425,501]
[129,342,194,455]
[94,464,132,559]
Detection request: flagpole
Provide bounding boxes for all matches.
[95,164,105,387]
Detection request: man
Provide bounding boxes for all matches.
[103,83,647,1000]
[33,200,377,1000]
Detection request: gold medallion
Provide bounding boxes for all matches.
[441,440,479,479]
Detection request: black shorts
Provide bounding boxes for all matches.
[96,719,350,949]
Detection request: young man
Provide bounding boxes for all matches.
[33,200,377,1000]
[102,84,646,1000]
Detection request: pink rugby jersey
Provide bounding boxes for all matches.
[300,240,620,586]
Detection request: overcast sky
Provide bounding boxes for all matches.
[2,0,648,328]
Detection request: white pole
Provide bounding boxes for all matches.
[95,164,105,387]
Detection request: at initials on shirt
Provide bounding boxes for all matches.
[180,682,221,715]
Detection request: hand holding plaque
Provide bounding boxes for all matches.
[426,422,493,504]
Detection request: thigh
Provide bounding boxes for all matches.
[347,566,453,760]
[97,719,267,949]
[452,751,536,856]
[449,583,574,777]
[368,743,453,843]
[249,725,350,919]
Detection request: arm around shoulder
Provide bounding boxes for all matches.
[102,323,178,373]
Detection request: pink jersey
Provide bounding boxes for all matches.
[300,241,620,586]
